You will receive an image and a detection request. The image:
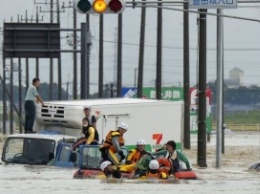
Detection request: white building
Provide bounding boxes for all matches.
[229,67,244,86]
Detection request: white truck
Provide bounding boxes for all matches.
[34,98,184,150]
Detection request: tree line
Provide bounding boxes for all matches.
[208,82,260,106]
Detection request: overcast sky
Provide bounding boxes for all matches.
[1,0,260,94]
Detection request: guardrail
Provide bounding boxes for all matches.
[212,124,260,131]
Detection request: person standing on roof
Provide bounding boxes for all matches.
[83,106,97,129]
[72,118,99,150]
[99,122,128,165]
[24,78,45,134]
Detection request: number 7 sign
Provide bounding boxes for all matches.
[153,133,163,144]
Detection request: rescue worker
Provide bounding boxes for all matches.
[126,139,148,164]
[83,105,97,129]
[72,118,99,150]
[157,157,171,174]
[99,122,128,165]
[154,140,191,174]
[135,140,191,176]
[132,151,155,178]
[120,139,149,173]
[100,161,121,179]
[145,159,168,179]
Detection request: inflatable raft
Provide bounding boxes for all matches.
[73,169,197,180]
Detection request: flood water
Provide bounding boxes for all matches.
[0,131,260,194]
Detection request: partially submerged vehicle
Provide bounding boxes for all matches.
[1,132,130,168]
[248,161,260,171]
[48,141,130,168]
[1,133,76,165]
[51,144,104,168]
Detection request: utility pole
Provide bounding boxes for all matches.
[117,14,123,97]
[98,15,104,98]
[216,8,224,168]
[156,0,162,99]
[21,10,29,91]
[36,6,40,79]
[10,59,14,134]
[29,6,44,79]
[61,1,78,99]
[50,0,54,100]
[37,0,62,100]
[86,14,91,98]
[81,22,91,99]
[56,0,62,99]
[137,0,146,98]
[183,1,191,149]
[18,58,23,134]
[2,56,7,134]
[197,9,207,168]
[17,14,23,134]
[73,4,78,99]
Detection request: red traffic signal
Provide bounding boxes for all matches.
[109,0,123,13]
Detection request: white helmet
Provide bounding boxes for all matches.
[136,139,146,145]
[100,161,111,171]
[149,160,159,170]
[118,122,128,130]
[83,105,91,110]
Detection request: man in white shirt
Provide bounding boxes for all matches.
[24,78,45,133]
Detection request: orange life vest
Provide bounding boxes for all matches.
[101,130,125,152]
[126,149,147,163]
[157,158,171,174]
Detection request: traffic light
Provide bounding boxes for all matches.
[74,0,126,14]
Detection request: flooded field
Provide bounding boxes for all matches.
[0,131,259,194]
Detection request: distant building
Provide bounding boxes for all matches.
[229,67,244,85]
[224,67,244,88]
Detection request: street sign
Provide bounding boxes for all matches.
[189,0,237,9]
[142,87,183,101]
[3,23,61,58]
[121,87,137,98]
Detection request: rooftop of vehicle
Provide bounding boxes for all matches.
[42,98,183,107]
[5,133,77,142]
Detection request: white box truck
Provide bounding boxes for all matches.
[34,98,184,150]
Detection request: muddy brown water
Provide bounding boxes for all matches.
[0,131,259,194]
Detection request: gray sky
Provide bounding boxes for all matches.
[1,0,260,94]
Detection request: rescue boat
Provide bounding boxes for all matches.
[73,168,197,180]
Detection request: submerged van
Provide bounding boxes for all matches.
[1,133,76,165]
